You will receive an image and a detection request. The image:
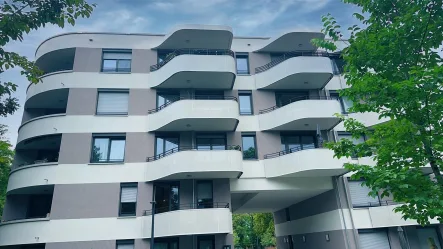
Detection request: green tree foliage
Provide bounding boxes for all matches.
[233,213,276,248]
[312,0,443,225]
[0,0,96,116]
[0,126,14,216]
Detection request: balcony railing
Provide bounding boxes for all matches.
[147,95,238,114]
[255,51,330,74]
[143,202,230,216]
[150,49,235,72]
[264,144,317,159]
[146,145,241,162]
[352,200,400,208]
[259,96,336,114]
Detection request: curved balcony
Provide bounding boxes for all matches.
[255,55,333,90]
[142,205,232,238]
[146,146,243,180]
[264,147,350,178]
[258,97,342,131]
[254,31,324,52]
[148,49,236,89]
[146,98,239,131]
[152,24,233,50]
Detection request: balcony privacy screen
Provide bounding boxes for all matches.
[97,92,129,114]
[121,186,138,203]
[358,231,391,249]
[348,181,379,207]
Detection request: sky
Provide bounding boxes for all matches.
[1,0,359,145]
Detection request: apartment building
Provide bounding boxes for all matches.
[0,24,441,249]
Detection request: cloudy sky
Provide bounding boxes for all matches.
[1,0,359,145]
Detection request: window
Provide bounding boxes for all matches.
[239,91,253,115]
[96,90,129,115]
[195,90,224,100]
[155,136,179,156]
[154,238,179,249]
[102,50,132,72]
[276,91,309,107]
[196,134,226,150]
[198,235,215,249]
[281,134,316,152]
[242,133,257,159]
[157,50,174,64]
[331,57,345,75]
[117,240,135,249]
[155,182,180,214]
[196,181,213,208]
[119,184,137,216]
[236,53,249,74]
[337,132,365,159]
[157,91,180,108]
[329,91,353,113]
[348,180,380,207]
[91,135,126,163]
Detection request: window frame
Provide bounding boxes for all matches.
[156,91,181,108]
[280,132,318,152]
[90,134,126,163]
[119,183,138,217]
[101,50,132,73]
[96,89,129,116]
[195,133,227,150]
[155,134,180,157]
[241,132,258,159]
[196,180,213,208]
[235,52,250,75]
[197,235,215,249]
[238,90,254,115]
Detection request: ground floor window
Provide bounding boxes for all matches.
[358,229,391,249]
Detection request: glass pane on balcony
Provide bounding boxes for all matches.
[276,92,308,107]
[165,137,179,151]
[197,138,211,150]
[170,185,179,211]
[109,139,126,162]
[211,138,226,150]
[301,136,315,149]
[154,243,168,249]
[92,138,109,162]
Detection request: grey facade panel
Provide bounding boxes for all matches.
[58,133,92,164]
[66,88,97,115]
[50,183,120,219]
[287,190,338,221]
[215,233,234,248]
[136,182,154,217]
[227,132,241,149]
[180,132,193,147]
[73,47,102,72]
[128,89,156,115]
[249,53,271,75]
[273,208,288,225]
[252,90,276,115]
[125,132,154,163]
[131,49,157,74]
[291,230,356,249]
[213,179,231,207]
[180,179,194,205]
[256,131,281,159]
[45,240,116,249]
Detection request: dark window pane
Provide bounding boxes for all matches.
[197,182,213,208]
[120,202,136,216]
[239,94,252,115]
[157,93,180,107]
[103,60,117,72]
[276,92,308,107]
[301,136,315,149]
[170,185,179,211]
[242,136,256,159]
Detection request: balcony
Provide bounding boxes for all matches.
[255,53,333,90]
[146,146,243,180]
[35,47,75,75]
[258,96,342,131]
[152,24,233,50]
[13,134,61,171]
[148,49,236,89]
[22,88,68,124]
[264,147,350,178]
[254,31,324,53]
[147,97,239,131]
[142,203,232,238]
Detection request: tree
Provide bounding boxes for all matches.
[0,0,96,117]
[312,0,443,225]
[0,126,14,216]
[233,213,276,249]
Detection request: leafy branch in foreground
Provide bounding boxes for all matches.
[313,0,443,225]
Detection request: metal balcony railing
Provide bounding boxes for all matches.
[146,145,241,162]
[264,144,317,159]
[255,51,330,74]
[150,49,235,72]
[352,200,400,208]
[259,96,337,114]
[143,202,230,216]
[148,96,237,114]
